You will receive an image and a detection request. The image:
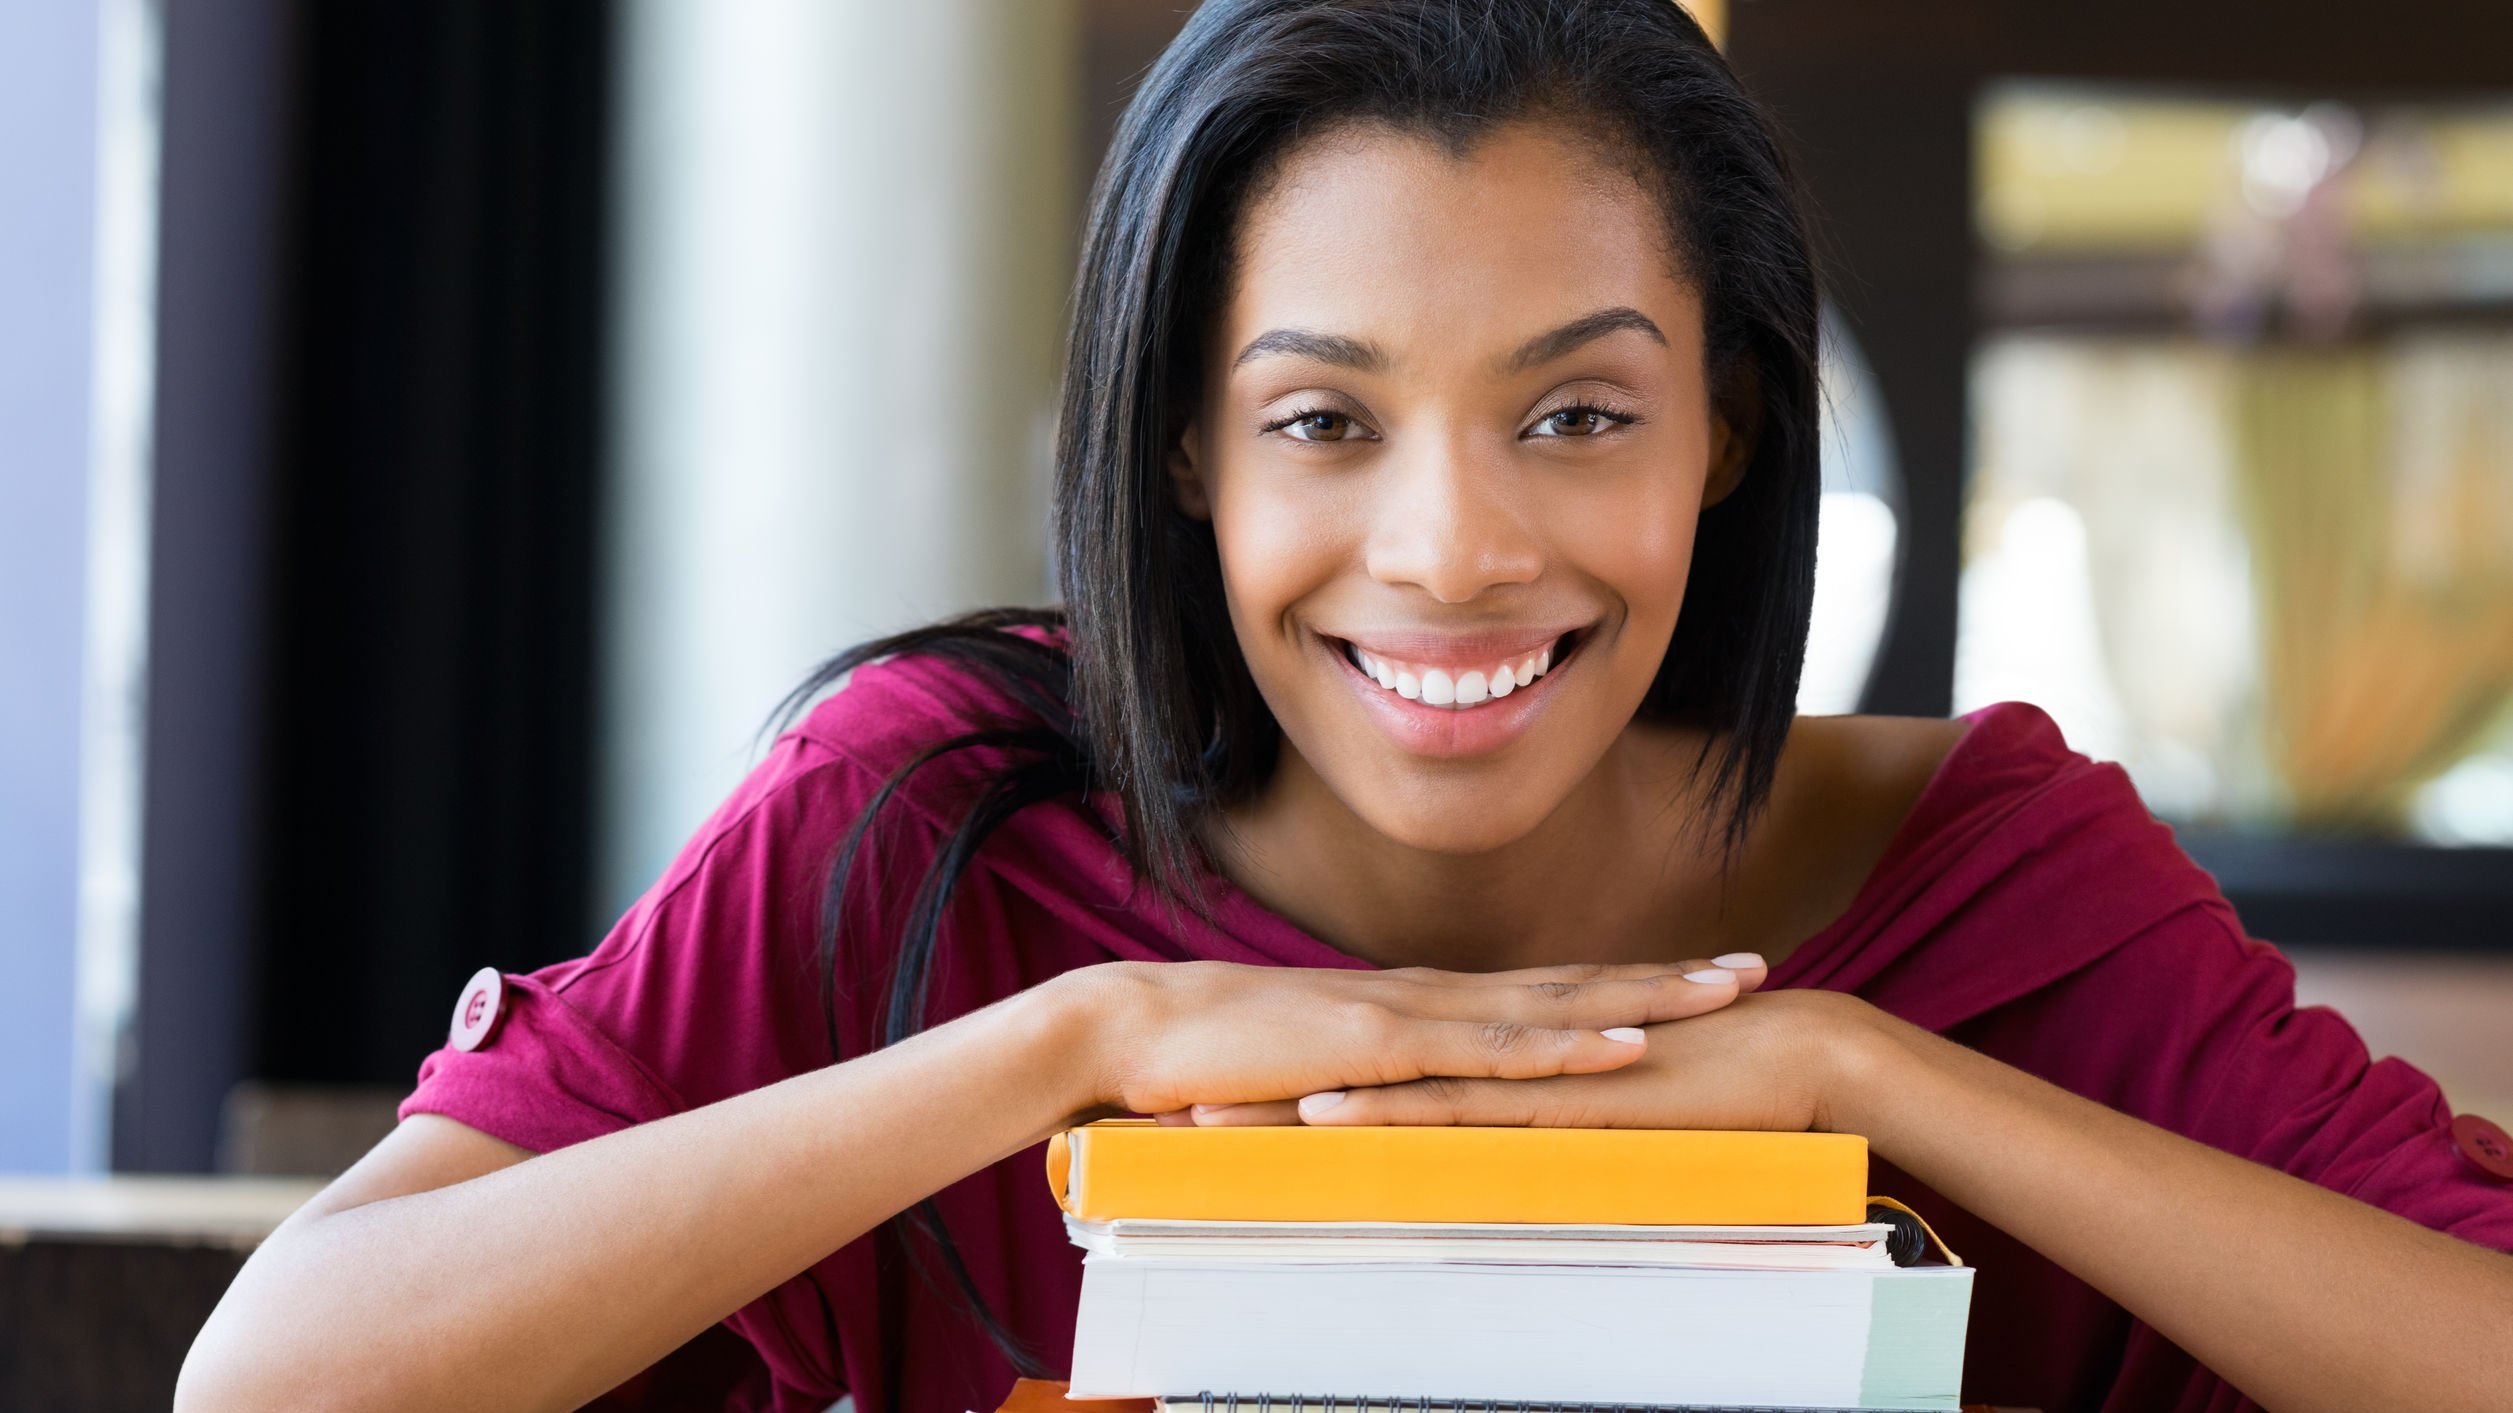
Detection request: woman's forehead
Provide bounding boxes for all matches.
[1217,119,1700,368]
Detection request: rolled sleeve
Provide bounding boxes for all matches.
[398,973,689,1153]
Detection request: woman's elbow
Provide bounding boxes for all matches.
[175,1262,367,1413]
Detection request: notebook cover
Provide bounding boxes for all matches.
[1046,1121,1868,1225]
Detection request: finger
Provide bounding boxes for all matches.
[1188,1099,1304,1126]
[1375,1016,1651,1085]
[1705,952,1770,993]
[1389,960,1721,989]
[1384,967,1744,1031]
[1298,1074,1602,1128]
[1152,1108,1197,1126]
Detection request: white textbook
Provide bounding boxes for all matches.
[1066,1256,1974,1411]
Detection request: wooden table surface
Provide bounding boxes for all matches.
[0,1174,323,1249]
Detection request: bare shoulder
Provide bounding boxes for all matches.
[1739,714,1971,943]
[1765,714,1970,843]
[1785,712,1971,795]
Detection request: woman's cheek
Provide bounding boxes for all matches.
[1208,471,1352,651]
[1555,470,1697,617]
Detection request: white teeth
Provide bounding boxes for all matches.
[1353,647,1397,689]
[1344,637,1569,710]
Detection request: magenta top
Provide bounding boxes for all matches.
[400,635,2513,1413]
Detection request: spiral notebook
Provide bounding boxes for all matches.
[992,1380,2031,1413]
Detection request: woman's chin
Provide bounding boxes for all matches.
[1343,791,1557,858]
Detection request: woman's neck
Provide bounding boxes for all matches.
[1207,723,1743,972]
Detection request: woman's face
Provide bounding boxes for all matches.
[1176,118,1747,855]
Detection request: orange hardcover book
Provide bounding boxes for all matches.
[1045,1119,1869,1226]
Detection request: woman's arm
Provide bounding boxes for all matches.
[1834,1008,2513,1413]
[1293,987,2513,1413]
[177,981,1089,1413]
[178,957,1746,1413]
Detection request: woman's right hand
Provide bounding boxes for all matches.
[1047,956,1764,1125]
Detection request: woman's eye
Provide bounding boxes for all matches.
[1530,405,1625,438]
[1276,409,1360,442]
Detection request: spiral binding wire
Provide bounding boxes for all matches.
[1865,1202,1929,1268]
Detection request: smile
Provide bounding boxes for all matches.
[1332,630,1584,711]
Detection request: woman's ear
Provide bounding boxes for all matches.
[1702,372,1762,509]
[1168,418,1214,520]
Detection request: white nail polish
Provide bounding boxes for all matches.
[1711,952,1766,970]
[1682,967,1737,985]
[1601,1027,1646,1044]
[1298,1091,1348,1118]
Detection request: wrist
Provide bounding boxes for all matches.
[1807,992,1918,1140]
[1023,962,1140,1126]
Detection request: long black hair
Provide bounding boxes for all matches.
[760,0,1822,1390]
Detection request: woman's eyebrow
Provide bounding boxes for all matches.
[1502,306,1667,373]
[1232,327,1389,372]
[1229,307,1663,376]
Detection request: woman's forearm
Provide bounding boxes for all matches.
[180,952,1759,1412]
[1835,1014,2513,1413]
[178,980,1098,1413]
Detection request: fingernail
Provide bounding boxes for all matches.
[1711,952,1765,970]
[1683,967,1737,985]
[1600,1026,1646,1044]
[1298,1091,1348,1119]
[1191,1103,1232,1118]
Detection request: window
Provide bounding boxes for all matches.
[1962,87,2513,847]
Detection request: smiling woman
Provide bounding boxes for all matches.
[1179,122,1748,862]
[174,3,2513,1413]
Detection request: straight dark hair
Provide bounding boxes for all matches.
[761,0,1821,1391]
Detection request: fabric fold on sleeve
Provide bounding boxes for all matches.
[398,973,692,1154]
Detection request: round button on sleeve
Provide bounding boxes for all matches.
[448,967,508,1052]
[2450,1113,2513,1182]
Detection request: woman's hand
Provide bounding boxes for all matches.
[1128,967,2513,1413]
[1049,956,1758,1124]
[1202,980,1880,1135]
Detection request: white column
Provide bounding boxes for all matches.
[1,0,107,1175]
[601,0,1079,918]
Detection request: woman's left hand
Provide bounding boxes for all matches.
[1185,965,1886,1134]
[1191,959,2513,1413]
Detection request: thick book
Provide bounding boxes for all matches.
[1047,1120,1870,1225]
[1064,1256,1976,1411]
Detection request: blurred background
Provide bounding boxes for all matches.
[3,0,2509,1405]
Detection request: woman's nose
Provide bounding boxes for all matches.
[1361,439,1542,603]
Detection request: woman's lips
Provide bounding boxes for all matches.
[1323,627,1585,757]
[1339,637,1559,707]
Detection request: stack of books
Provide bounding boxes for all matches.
[1048,1120,1975,1412]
